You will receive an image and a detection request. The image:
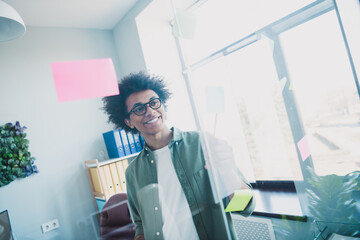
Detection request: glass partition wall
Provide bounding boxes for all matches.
[172,0,360,238]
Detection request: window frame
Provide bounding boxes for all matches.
[174,0,359,186]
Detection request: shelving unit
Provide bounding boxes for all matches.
[85,153,138,213]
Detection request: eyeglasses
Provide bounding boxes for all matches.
[128,98,162,116]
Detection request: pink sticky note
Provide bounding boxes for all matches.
[297,135,311,161]
[51,58,119,102]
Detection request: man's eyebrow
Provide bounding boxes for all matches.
[131,96,158,108]
[149,96,158,101]
[131,103,142,109]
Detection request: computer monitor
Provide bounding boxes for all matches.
[0,210,13,240]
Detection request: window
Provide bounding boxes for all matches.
[175,0,360,182]
[279,10,360,176]
[189,38,302,181]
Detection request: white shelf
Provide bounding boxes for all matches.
[86,153,139,168]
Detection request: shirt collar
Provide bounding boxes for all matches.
[168,127,183,147]
[143,127,183,152]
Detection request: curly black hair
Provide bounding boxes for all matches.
[102,71,172,134]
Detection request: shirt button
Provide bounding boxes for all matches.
[156,232,160,236]
[151,160,154,163]
[155,207,158,211]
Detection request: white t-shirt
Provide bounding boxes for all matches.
[153,146,200,240]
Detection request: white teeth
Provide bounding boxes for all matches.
[146,117,158,124]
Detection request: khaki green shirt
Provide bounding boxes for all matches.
[125,128,253,240]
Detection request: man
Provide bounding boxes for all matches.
[102,71,253,240]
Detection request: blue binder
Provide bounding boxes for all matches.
[120,129,131,155]
[102,130,125,158]
[133,133,143,152]
[127,132,137,154]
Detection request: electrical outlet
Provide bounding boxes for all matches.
[41,219,60,233]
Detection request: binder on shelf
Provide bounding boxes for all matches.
[133,133,142,152]
[109,163,122,193]
[85,158,140,214]
[102,165,116,196]
[122,159,129,170]
[139,134,146,148]
[103,130,125,158]
[127,132,137,154]
[116,160,127,192]
[89,168,104,194]
[93,165,109,197]
[120,129,131,155]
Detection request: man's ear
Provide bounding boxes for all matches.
[164,105,168,119]
[125,118,135,129]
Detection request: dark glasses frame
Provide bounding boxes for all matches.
[128,98,162,116]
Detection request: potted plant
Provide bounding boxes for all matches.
[306,167,360,237]
[0,121,39,187]
[274,167,360,239]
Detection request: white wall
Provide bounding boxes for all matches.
[112,0,152,79]
[0,0,198,238]
[0,27,119,239]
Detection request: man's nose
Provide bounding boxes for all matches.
[144,104,156,116]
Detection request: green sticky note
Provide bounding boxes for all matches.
[225,189,253,212]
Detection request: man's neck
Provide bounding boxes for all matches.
[144,128,173,150]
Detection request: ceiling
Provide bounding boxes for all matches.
[3,0,140,30]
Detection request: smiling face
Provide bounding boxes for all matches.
[124,90,168,138]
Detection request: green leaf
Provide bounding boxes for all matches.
[305,166,360,233]
[0,121,38,188]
